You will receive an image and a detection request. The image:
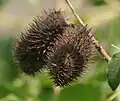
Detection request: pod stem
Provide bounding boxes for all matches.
[65,0,111,61]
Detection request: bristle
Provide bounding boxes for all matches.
[47,25,94,86]
[13,9,68,75]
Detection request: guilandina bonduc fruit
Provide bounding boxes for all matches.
[13,9,69,75]
[13,9,94,86]
[47,24,94,86]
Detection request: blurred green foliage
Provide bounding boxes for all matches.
[0,38,20,83]
[58,84,101,101]
[0,0,8,6]
[0,0,120,101]
[90,0,106,6]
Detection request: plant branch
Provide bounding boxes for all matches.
[66,0,111,61]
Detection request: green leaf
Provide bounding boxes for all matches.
[58,84,101,101]
[107,52,120,91]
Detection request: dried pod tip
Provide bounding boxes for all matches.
[47,25,94,86]
[13,9,68,75]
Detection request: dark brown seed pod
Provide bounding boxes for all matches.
[47,24,94,86]
[13,9,69,75]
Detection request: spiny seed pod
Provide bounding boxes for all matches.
[47,24,94,86]
[13,9,69,75]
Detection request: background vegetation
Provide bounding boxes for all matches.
[0,0,120,101]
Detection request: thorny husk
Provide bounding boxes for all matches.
[47,24,94,86]
[13,9,69,75]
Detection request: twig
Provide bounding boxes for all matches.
[66,0,111,61]
[105,92,117,101]
[111,44,120,50]
[105,87,120,101]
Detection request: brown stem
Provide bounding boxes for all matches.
[66,0,111,61]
